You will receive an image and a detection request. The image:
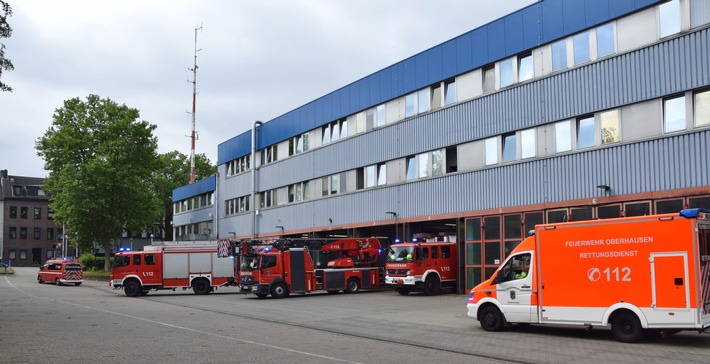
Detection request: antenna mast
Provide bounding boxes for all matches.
[188,25,202,184]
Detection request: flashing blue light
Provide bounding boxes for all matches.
[412,238,418,242]
[680,208,710,218]
[394,238,400,244]
[126,248,131,252]
[263,247,272,252]
[119,247,125,252]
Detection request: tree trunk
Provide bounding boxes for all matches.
[103,240,112,272]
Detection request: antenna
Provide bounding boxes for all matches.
[188,24,203,184]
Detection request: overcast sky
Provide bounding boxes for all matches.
[1,0,535,178]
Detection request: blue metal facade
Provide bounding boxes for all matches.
[172,174,216,202]
[217,0,664,165]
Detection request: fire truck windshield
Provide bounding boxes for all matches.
[239,256,259,270]
[386,246,414,263]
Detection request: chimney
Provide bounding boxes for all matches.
[0,169,7,179]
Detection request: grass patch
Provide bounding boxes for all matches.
[83,269,111,281]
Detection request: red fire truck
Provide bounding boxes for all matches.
[110,244,237,297]
[221,238,384,298]
[384,241,457,295]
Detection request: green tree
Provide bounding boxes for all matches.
[153,151,216,241]
[0,0,14,92]
[36,95,162,271]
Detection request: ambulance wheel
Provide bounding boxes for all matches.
[611,311,643,343]
[55,278,62,286]
[423,275,440,296]
[271,282,289,299]
[479,306,505,332]
[124,280,142,297]
[37,276,44,284]
[345,278,360,293]
[396,287,411,295]
[192,278,211,295]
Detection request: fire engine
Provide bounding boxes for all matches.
[110,243,237,297]
[467,208,710,342]
[37,258,83,286]
[220,238,384,298]
[385,241,457,295]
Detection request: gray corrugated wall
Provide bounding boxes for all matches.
[221,28,710,236]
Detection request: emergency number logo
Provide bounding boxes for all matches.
[588,268,601,282]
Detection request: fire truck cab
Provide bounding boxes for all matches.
[38,258,83,286]
[385,241,457,295]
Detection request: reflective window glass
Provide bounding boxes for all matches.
[518,53,533,82]
[405,94,415,117]
[551,39,567,71]
[596,23,615,58]
[485,138,498,165]
[406,156,416,180]
[418,153,429,178]
[520,129,536,159]
[500,57,514,87]
[502,133,516,162]
[444,80,456,105]
[577,116,595,148]
[573,32,590,65]
[695,90,710,127]
[664,96,686,132]
[601,109,620,144]
[417,89,428,114]
[483,66,495,92]
[660,0,681,38]
[376,104,386,127]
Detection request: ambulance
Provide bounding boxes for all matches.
[467,209,710,342]
[37,258,84,286]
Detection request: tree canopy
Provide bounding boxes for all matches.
[0,0,14,92]
[36,94,161,270]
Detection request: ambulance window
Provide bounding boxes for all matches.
[442,246,451,258]
[144,254,156,265]
[133,255,141,266]
[431,246,439,259]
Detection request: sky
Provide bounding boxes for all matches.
[1,0,536,178]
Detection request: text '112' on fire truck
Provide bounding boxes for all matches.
[218,238,385,298]
[467,208,710,343]
[384,240,457,295]
[110,243,238,297]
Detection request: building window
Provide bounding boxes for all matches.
[518,53,533,82]
[485,137,498,165]
[601,109,620,144]
[577,116,595,149]
[432,150,443,176]
[405,93,415,118]
[417,89,428,114]
[322,175,340,196]
[34,228,41,240]
[499,57,514,87]
[261,145,278,164]
[322,124,331,144]
[431,84,442,110]
[363,165,377,188]
[555,120,572,153]
[418,152,430,178]
[9,227,16,239]
[444,79,456,106]
[660,0,681,38]
[365,109,376,130]
[47,209,54,220]
[47,228,54,241]
[8,250,16,260]
[331,120,341,142]
[227,155,250,176]
[377,163,387,186]
[289,134,308,156]
[20,227,27,239]
[664,96,686,133]
[288,182,309,203]
[520,129,536,159]
[551,39,567,72]
[596,23,615,58]
[34,207,41,220]
[237,196,250,212]
[573,31,590,65]
[483,65,495,93]
[695,90,710,127]
[502,133,516,162]
[9,206,16,218]
[376,104,386,127]
[20,207,28,219]
[406,156,417,180]
[12,185,21,196]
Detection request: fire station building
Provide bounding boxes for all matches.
[173,0,710,293]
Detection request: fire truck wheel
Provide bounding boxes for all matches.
[396,287,411,295]
[479,306,505,332]
[55,278,62,286]
[345,278,360,293]
[74,282,82,286]
[37,276,44,284]
[271,283,289,298]
[611,311,644,343]
[255,293,268,298]
[124,280,142,297]
[192,279,211,295]
[423,275,440,296]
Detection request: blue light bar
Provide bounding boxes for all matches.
[680,208,710,218]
